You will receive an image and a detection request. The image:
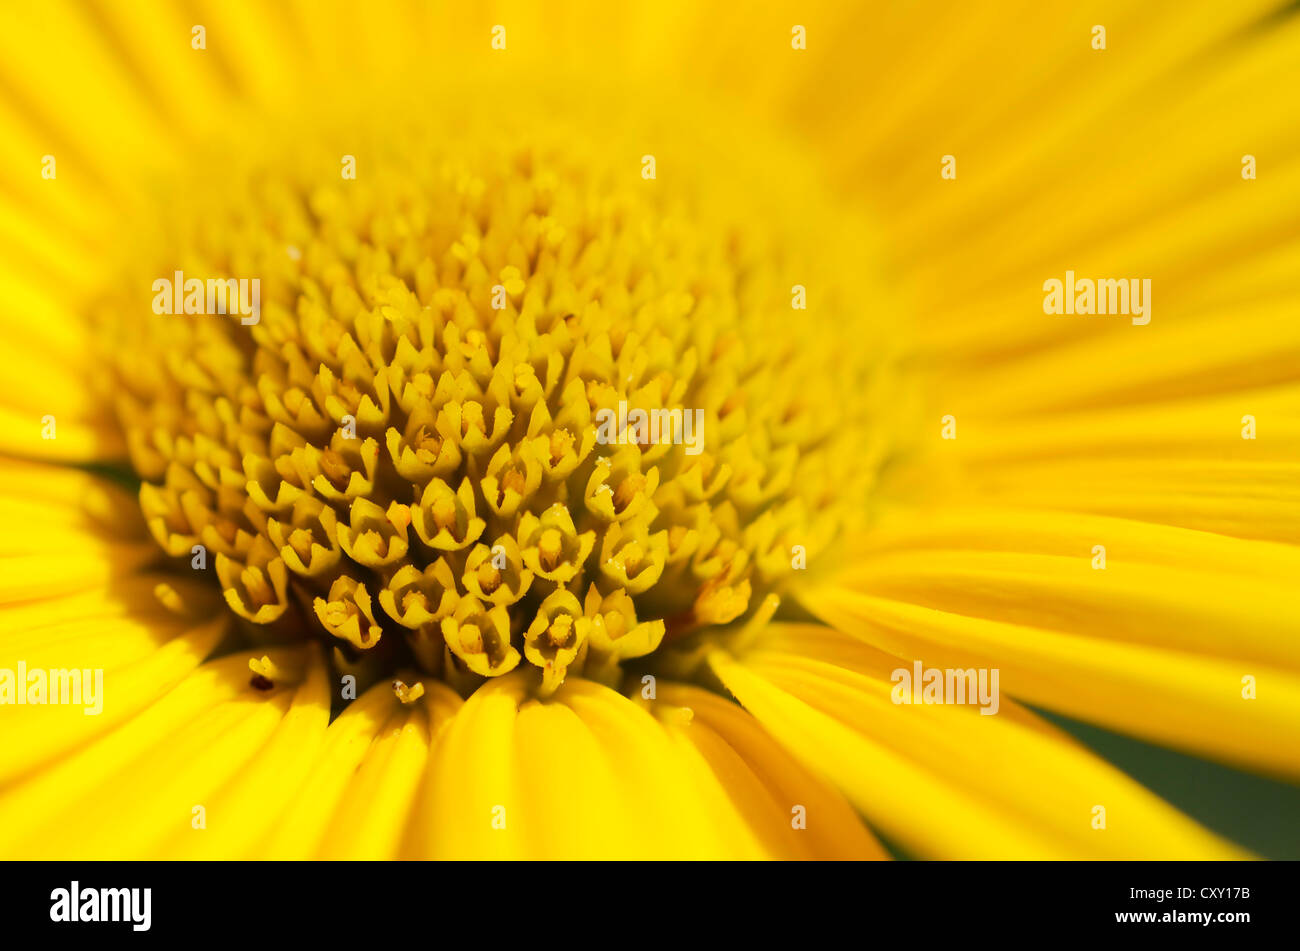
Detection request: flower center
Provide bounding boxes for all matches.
[93,120,893,699]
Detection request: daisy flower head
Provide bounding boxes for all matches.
[0,0,1297,861]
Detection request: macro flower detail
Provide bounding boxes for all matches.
[335,498,411,568]
[441,598,521,678]
[78,111,881,710]
[410,478,488,552]
[265,497,342,577]
[523,589,591,694]
[379,561,460,629]
[517,505,600,588]
[1,0,1297,866]
[313,576,383,650]
[461,535,534,607]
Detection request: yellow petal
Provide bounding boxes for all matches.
[712,626,1247,859]
[802,509,1300,778]
[0,646,311,857]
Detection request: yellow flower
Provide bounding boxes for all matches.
[461,534,535,607]
[524,589,592,695]
[441,598,521,680]
[0,0,1297,861]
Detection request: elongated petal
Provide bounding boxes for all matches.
[712,625,1246,859]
